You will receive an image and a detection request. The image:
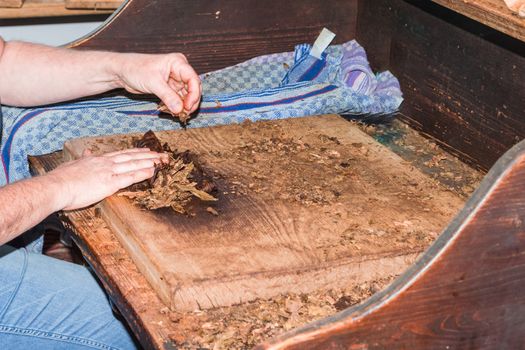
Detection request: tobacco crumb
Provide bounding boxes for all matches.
[94,206,102,218]
[167,276,396,349]
[206,207,219,216]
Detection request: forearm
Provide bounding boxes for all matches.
[0,39,127,106]
[0,174,65,245]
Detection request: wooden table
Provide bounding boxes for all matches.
[28,116,481,349]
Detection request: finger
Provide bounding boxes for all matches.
[112,159,157,174]
[113,167,156,189]
[102,148,150,157]
[175,65,201,112]
[168,79,189,104]
[109,151,165,164]
[82,149,93,157]
[168,79,185,92]
[152,80,185,114]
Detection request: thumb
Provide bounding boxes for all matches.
[152,80,184,114]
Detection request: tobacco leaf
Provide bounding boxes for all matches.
[157,102,190,124]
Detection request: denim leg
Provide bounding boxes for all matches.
[0,246,138,350]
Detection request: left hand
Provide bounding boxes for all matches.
[115,52,202,115]
[48,148,168,211]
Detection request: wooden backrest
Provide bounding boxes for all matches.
[71,0,357,74]
[72,0,525,171]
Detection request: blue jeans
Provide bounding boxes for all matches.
[0,245,138,349]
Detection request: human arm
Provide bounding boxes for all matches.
[0,37,201,115]
[0,148,166,245]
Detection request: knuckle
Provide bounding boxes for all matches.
[175,53,187,61]
[169,53,186,63]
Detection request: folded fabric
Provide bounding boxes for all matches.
[280,44,334,85]
[197,39,401,126]
[340,40,378,95]
[0,40,402,185]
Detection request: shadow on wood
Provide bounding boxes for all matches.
[257,139,525,349]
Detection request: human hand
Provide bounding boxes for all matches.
[115,52,202,115]
[47,148,167,210]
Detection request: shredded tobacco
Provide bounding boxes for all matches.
[119,131,217,214]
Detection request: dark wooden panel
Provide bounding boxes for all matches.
[71,0,357,74]
[357,0,525,171]
[258,138,525,350]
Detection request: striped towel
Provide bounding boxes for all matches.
[0,40,402,185]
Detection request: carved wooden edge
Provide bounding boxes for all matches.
[256,138,525,349]
[64,0,130,48]
[29,152,174,350]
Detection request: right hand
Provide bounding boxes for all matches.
[116,52,202,115]
[47,148,167,210]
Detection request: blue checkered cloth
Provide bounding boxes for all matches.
[0,40,402,185]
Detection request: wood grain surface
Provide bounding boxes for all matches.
[257,136,525,350]
[62,115,465,312]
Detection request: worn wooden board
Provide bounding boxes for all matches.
[63,115,465,311]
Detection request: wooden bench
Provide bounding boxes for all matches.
[28,0,525,348]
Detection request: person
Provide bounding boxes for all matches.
[0,37,201,349]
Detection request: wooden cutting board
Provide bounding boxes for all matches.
[63,115,465,311]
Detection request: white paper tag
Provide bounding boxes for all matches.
[310,28,336,59]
